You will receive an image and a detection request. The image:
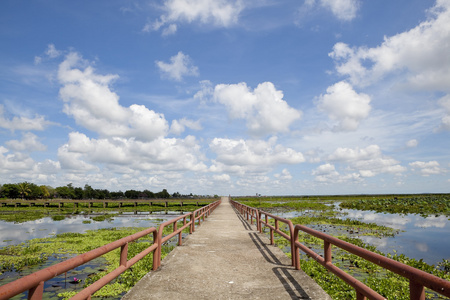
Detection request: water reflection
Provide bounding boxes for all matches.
[279,208,449,265]
[0,211,182,247]
[340,209,450,265]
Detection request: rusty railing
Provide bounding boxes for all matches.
[0,199,221,300]
[229,199,450,300]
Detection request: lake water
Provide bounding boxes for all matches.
[279,207,450,266]
[0,211,184,248]
[341,209,450,266]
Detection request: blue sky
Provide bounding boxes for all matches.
[1,0,449,196]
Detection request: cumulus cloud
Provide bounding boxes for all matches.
[155,51,199,81]
[35,43,62,64]
[0,105,52,132]
[170,118,202,135]
[5,132,46,152]
[329,1,450,89]
[147,0,244,35]
[213,174,231,182]
[299,0,360,22]
[58,52,169,141]
[0,147,36,173]
[213,82,302,136]
[58,132,207,173]
[319,0,360,21]
[209,137,304,175]
[274,168,293,180]
[312,163,361,183]
[406,139,418,148]
[316,81,371,131]
[328,145,406,177]
[409,160,446,176]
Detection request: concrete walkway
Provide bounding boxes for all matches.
[122,197,331,300]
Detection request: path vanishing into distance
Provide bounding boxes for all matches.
[122,197,331,300]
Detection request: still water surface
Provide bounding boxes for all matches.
[280,207,450,266]
[0,211,183,248]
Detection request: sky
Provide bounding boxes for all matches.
[1,0,449,196]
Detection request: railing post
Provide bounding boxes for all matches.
[152,231,159,271]
[190,212,194,234]
[28,281,44,300]
[324,241,332,265]
[293,227,300,270]
[410,280,425,300]
[155,228,162,270]
[120,243,128,267]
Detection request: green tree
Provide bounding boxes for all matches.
[40,185,50,199]
[156,189,170,199]
[1,183,20,199]
[17,182,31,200]
[83,184,95,199]
[28,183,42,199]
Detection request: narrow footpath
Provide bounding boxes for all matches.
[122,197,331,300]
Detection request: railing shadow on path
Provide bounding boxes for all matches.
[233,204,312,300]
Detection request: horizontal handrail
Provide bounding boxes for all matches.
[0,199,221,300]
[230,199,450,300]
[293,224,450,300]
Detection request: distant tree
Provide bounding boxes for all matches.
[172,192,181,198]
[110,191,124,199]
[83,184,95,199]
[56,184,75,199]
[143,189,155,198]
[95,189,110,199]
[40,185,51,199]
[125,190,139,199]
[156,189,170,199]
[1,183,20,199]
[17,182,31,200]
[74,187,83,199]
[28,183,42,199]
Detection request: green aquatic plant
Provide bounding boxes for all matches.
[339,194,450,216]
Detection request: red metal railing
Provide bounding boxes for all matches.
[0,199,221,300]
[230,199,450,300]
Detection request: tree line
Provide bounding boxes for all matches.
[0,182,193,200]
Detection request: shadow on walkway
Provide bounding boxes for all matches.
[234,207,312,300]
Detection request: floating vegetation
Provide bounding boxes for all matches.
[339,194,450,217]
[51,215,66,221]
[240,195,450,299]
[0,226,176,299]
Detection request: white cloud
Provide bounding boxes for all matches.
[329,1,450,89]
[45,44,61,58]
[148,0,244,35]
[213,174,231,182]
[155,51,199,81]
[328,144,406,177]
[209,137,304,175]
[59,132,208,173]
[5,132,47,152]
[316,81,371,131]
[406,139,418,148]
[409,160,446,176]
[0,147,37,172]
[274,168,292,180]
[312,163,361,183]
[58,52,169,141]
[0,105,52,132]
[319,0,360,21]
[299,0,360,22]
[213,82,302,136]
[438,94,450,130]
[170,118,202,135]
